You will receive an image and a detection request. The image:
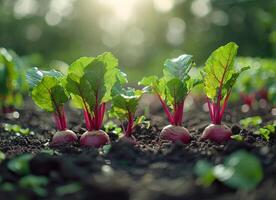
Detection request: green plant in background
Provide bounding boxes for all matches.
[0,48,28,114]
[239,116,276,141]
[104,121,123,136]
[0,48,17,113]
[0,151,5,164]
[256,123,276,141]
[239,116,262,128]
[195,150,263,190]
[235,57,276,106]
[2,123,32,136]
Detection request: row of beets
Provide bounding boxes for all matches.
[26,42,249,148]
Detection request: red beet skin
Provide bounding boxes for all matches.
[119,135,137,145]
[51,130,78,146]
[160,125,191,144]
[201,124,232,143]
[80,130,110,148]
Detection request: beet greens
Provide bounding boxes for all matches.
[65,52,122,147]
[140,54,200,126]
[65,52,120,131]
[201,42,249,125]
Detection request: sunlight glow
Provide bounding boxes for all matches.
[13,0,38,19]
[97,0,138,22]
[153,0,175,13]
[191,0,211,18]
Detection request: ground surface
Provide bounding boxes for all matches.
[0,97,275,200]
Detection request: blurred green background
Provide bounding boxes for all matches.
[1,0,276,83]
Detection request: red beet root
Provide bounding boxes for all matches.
[160,125,191,144]
[201,124,232,143]
[80,130,110,148]
[119,135,137,145]
[51,130,78,146]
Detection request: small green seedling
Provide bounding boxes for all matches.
[3,123,32,136]
[104,121,122,136]
[195,150,263,190]
[239,116,262,128]
[255,123,275,141]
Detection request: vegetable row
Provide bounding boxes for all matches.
[23,42,250,147]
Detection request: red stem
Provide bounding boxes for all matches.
[126,111,134,137]
[206,97,214,123]
[178,101,184,126]
[53,106,67,131]
[60,107,67,130]
[84,109,92,131]
[219,91,231,121]
[99,103,106,128]
[157,94,174,124]
[173,101,184,126]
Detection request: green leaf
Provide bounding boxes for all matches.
[31,76,69,112]
[202,42,241,100]
[231,134,244,142]
[110,86,143,121]
[56,183,82,196]
[65,75,95,110]
[138,75,165,95]
[19,175,48,197]
[194,160,216,186]
[239,116,262,128]
[7,154,33,175]
[84,52,119,104]
[67,57,93,81]
[224,66,250,92]
[0,151,5,164]
[26,67,63,91]
[163,54,194,81]
[213,150,263,190]
[166,78,187,104]
[255,124,275,141]
[0,48,16,97]
[67,52,119,113]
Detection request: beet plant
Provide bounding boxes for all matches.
[139,54,200,143]
[200,42,249,143]
[26,67,77,145]
[65,52,121,148]
[110,76,144,144]
[0,48,24,115]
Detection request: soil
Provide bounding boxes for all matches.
[0,97,275,200]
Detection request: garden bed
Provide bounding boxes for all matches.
[0,97,275,200]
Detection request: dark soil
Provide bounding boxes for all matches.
[0,97,275,200]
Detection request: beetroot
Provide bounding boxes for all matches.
[118,135,137,145]
[160,125,191,144]
[51,130,78,146]
[80,130,110,148]
[201,124,232,143]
